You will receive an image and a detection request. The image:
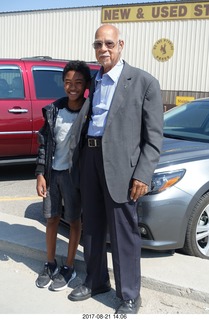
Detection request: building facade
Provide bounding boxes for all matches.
[0,1,209,109]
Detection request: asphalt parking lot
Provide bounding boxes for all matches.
[0,165,209,316]
[1,211,209,316]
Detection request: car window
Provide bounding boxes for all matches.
[0,66,24,99]
[33,66,66,99]
[164,102,209,128]
[163,100,209,142]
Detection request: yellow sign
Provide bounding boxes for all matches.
[102,2,209,22]
[176,96,195,106]
[152,39,174,62]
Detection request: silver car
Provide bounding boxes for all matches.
[139,97,209,259]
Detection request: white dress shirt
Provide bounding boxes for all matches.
[88,59,124,137]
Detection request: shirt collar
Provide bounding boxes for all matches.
[96,59,124,83]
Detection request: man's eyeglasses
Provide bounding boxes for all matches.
[92,40,120,50]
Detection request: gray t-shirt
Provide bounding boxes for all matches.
[52,107,79,170]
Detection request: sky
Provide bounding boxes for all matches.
[0,0,172,13]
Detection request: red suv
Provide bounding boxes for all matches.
[0,57,99,165]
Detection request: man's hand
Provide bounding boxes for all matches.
[36,174,47,198]
[130,179,148,202]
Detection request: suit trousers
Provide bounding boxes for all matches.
[80,141,141,300]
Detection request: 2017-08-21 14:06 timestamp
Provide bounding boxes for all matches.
[82,315,127,319]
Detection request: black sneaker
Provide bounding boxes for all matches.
[36,260,58,288]
[49,265,76,291]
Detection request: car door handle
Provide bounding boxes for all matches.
[8,108,28,113]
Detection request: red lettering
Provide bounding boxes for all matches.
[152,7,160,18]
[205,4,209,15]
[161,6,169,18]
[152,4,188,19]
[103,8,130,21]
[194,4,202,16]
[112,9,119,20]
[195,4,209,16]
[179,5,187,17]
[170,6,178,17]
[120,8,131,19]
[104,10,112,21]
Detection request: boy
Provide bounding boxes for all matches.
[35,60,91,291]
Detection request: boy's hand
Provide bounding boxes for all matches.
[36,174,47,198]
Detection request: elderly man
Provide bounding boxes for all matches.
[68,24,163,314]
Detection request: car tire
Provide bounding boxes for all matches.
[183,192,209,259]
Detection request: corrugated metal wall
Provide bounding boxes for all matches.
[0,8,101,62]
[0,6,208,94]
[119,18,209,93]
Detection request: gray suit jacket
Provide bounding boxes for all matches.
[69,61,163,203]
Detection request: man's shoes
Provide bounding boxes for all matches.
[49,265,76,291]
[35,260,58,288]
[68,280,111,301]
[68,284,92,301]
[115,295,141,314]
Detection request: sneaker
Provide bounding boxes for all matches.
[36,260,58,288]
[49,265,76,291]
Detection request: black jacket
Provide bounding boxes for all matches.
[35,96,69,186]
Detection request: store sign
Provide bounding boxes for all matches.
[102,2,209,22]
[152,38,174,62]
[176,96,195,106]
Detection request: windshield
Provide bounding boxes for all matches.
[163,99,209,143]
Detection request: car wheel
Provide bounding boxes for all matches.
[183,192,209,259]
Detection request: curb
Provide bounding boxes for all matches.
[1,238,209,304]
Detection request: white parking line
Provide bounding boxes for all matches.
[0,196,40,201]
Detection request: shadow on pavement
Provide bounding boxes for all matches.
[0,164,36,181]
[25,201,45,223]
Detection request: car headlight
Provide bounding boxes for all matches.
[149,169,186,194]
